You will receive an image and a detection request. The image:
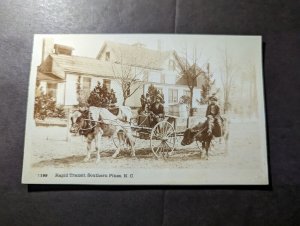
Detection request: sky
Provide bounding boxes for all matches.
[34,34,263,87]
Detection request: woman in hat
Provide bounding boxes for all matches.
[149,94,165,127]
[206,96,222,136]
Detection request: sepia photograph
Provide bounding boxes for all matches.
[22,34,268,185]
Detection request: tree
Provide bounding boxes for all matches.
[201,63,216,104]
[176,48,205,116]
[242,64,258,118]
[87,82,117,108]
[219,47,238,114]
[111,53,149,106]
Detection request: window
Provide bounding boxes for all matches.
[143,70,149,82]
[103,79,111,90]
[82,77,91,92]
[47,83,57,98]
[105,51,110,61]
[168,88,178,103]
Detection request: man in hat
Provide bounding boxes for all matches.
[149,94,165,127]
[206,96,222,136]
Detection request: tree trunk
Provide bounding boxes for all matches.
[223,92,228,114]
[189,88,194,116]
[122,98,127,106]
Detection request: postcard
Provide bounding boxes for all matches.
[22,34,268,185]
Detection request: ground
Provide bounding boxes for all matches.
[30,121,263,170]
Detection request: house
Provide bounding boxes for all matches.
[37,39,126,106]
[37,39,206,110]
[96,41,206,108]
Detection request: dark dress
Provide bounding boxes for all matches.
[205,103,223,137]
[150,103,165,116]
[149,103,165,127]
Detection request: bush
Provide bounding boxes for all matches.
[34,94,66,120]
[87,82,117,108]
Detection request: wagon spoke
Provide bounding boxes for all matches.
[165,127,173,137]
[153,145,159,154]
[163,143,169,158]
[166,140,174,145]
[153,128,159,139]
[154,146,160,154]
[154,142,163,154]
[165,141,172,150]
[155,126,163,138]
[164,124,171,135]
[163,126,168,136]
[164,124,170,135]
[166,140,175,149]
[161,143,168,158]
[161,143,165,153]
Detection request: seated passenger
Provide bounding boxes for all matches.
[149,94,165,127]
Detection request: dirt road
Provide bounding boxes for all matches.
[30,121,263,170]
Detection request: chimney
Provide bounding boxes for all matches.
[42,38,54,62]
[54,44,74,56]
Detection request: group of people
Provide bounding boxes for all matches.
[87,81,222,133]
[138,91,222,133]
[139,93,165,126]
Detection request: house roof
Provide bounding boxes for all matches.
[37,71,64,82]
[97,41,173,70]
[38,43,206,89]
[38,54,122,79]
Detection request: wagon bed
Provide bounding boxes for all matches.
[123,113,207,158]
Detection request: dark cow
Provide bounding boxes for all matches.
[181,116,228,159]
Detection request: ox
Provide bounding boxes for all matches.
[70,106,135,162]
[181,116,229,159]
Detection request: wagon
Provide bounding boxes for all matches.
[113,112,206,159]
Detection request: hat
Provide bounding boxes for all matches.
[209,96,218,101]
[156,94,163,101]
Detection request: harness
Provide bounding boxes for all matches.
[193,124,210,141]
[77,111,98,136]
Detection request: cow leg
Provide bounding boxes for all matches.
[95,131,103,163]
[205,141,210,160]
[112,146,121,158]
[199,142,205,159]
[84,137,92,162]
[127,133,136,157]
[112,132,122,158]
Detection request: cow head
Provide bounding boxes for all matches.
[181,128,198,146]
[70,110,85,134]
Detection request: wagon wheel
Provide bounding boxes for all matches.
[150,121,176,159]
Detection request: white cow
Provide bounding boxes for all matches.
[70,106,135,162]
